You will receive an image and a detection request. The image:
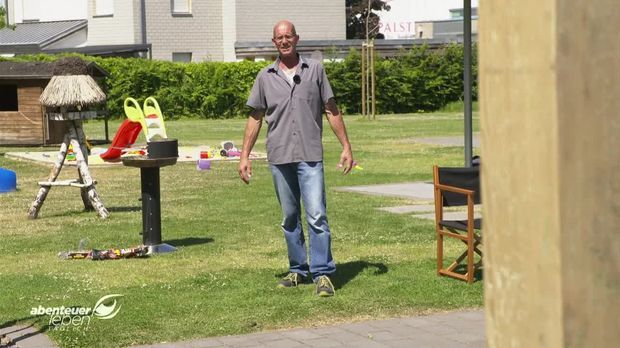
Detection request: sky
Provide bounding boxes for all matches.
[377,0,479,39]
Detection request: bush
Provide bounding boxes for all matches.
[5,44,477,118]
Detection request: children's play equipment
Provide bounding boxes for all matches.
[0,168,17,193]
[100,97,169,161]
[28,57,109,219]
[99,119,143,160]
[142,97,168,140]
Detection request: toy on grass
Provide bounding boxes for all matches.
[196,159,211,171]
[200,150,218,159]
[0,168,17,193]
[66,144,76,161]
[196,150,216,171]
[58,245,149,260]
[219,140,241,157]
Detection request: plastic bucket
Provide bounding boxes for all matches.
[0,168,17,193]
[196,159,211,170]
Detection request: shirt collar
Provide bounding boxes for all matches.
[268,55,308,73]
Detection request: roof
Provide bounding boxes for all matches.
[0,20,149,57]
[44,44,152,57]
[235,38,469,59]
[0,61,109,80]
[0,20,87,53]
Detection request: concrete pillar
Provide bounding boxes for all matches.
[479,1,620,347]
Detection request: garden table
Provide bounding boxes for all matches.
[122,156,177,254]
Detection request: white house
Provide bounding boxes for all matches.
[0,0,346,61]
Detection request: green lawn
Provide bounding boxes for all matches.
[0,113,481,347]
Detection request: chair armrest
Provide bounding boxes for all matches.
[435,183,475,196]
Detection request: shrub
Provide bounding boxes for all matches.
[5,44,477,119]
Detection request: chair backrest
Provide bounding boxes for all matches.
[436,166,481,206]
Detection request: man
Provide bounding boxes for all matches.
[239,20,353,297]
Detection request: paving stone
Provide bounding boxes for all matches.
[334,182,435,200]
[0,325,57,348]
[328,329,369,343]
[367,318,406,330]
[261,338,306,348]
[303,337,343,347]
[464,339,487,347]
[340,339,389,348]
[184,339,226,347]
[364,330,407,342]
[279,329,323,340]
[252,332,288,342]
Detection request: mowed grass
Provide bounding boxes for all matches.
[0,113,480,347]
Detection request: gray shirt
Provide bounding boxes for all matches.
[246,56,334,164]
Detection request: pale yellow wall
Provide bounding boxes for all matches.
[145,0,223,62]
[235,0,345,42]
[556,1,620,346]
[480,0,620,347]
[87,0,137,46]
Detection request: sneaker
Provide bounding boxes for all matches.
[315,275,335,297]
[278,272,303,288]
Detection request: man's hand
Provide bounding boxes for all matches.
[337,147,354,175]
[238,157,252,184]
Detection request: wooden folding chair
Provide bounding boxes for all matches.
[433,165,482,283]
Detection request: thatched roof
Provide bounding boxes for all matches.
[39,75,106,108]
[39,57,106,108]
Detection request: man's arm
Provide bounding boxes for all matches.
[325,98,353,175]
[238,109,264,184]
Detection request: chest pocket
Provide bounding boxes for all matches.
[294,80,318,103]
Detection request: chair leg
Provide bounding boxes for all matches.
[437,231,444,275]
[467,236,474,284]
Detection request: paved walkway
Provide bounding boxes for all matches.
[335,182,481,222]
[132,310,485,348]
[1,310,484,348]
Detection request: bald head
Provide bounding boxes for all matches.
[273,20,296,38]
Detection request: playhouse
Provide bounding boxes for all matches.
[0,61,109,146]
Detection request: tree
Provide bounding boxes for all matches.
[0,6,7,29]
[0,6,14,30]
[346,0,391,39]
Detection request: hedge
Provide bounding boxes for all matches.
[4,43,477,119]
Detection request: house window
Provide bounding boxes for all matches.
[172,0,191,14]
[95,0,114,16]
[172,52,192,63]
[0,85,18,111]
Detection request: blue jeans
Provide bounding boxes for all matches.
[270,161,335,280]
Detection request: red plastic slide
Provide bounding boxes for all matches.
[100,119,143,161]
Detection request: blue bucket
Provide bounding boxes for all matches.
[0,168,17,193]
